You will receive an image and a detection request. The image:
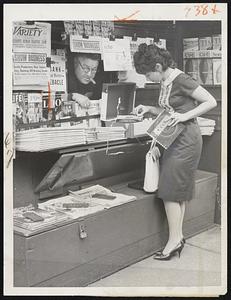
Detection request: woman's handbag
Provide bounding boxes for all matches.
[143,139,161,193]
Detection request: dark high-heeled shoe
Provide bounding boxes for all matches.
[153,242,184,261]
[154,238,185,255]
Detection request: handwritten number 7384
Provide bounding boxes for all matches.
[185,4,220,17]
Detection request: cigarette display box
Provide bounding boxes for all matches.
[100,82,136,121]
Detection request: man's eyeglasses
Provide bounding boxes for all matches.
[78,59,98,75]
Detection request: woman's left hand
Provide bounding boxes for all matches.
[168,112,188,127]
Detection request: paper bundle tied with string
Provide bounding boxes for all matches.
[143,140,161,193]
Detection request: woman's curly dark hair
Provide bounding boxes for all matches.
[133,43,176,74]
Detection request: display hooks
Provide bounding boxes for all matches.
[132,33,137,41]
[82,23,89,39]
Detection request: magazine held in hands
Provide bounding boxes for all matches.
[147,110,185,149]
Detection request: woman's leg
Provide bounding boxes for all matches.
[179,201,186,240]
[162,200,182,255]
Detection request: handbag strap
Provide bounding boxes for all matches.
[149,138,161,160]
[150,138,157,150]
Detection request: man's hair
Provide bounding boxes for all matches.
[133,43,176,74]
[74,52,101,61]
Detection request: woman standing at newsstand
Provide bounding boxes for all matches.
[133,44,217,260]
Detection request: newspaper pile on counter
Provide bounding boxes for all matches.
[16,126,126,151]
[16,126,87,151]
[197,117,216,136]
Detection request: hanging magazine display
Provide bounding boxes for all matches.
[102,38,133,71]
[50,54,67,92]
[12,21,51,87]
[70,35,102,53]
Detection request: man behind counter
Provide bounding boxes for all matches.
[68,53,102,108]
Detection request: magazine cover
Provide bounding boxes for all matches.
[147,110,185,149]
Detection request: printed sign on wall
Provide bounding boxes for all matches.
[12,21,51,87]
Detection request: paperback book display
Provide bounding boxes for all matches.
[212,35,222,50]
[199,36,213,50]
[183,35,221,85]
[183,38,199,51]
[63,21,114,38]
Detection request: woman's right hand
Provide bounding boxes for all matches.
[134,105,150,116]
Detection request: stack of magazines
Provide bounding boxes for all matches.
[197,117,216,136]
[13,205,71,235]
[14,185,137,236]
[16,126,87,151]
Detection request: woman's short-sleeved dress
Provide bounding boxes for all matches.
[157,73,203,202]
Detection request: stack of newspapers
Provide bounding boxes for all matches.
[90,127,126,142]
[16,126,87,151]
[39,184,137,213]
[16,126,127,151]
[197,117,216,136]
